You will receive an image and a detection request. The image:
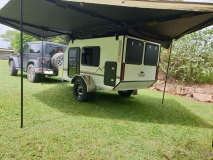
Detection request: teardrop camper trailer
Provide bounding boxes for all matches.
[62,35,160,102]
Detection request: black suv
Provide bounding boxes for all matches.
[9,41,67,82]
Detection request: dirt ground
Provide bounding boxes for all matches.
[158,73,213,90]
[157,73,213,105]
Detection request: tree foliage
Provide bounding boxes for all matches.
[0,30,19,49]
[12,32,38,53]
[160,27,213,83]
[0,30,18,43]
[0,30,38,53]
[45,35,70,45]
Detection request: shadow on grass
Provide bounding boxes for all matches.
[33,83,212,129]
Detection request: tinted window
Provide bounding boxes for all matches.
[125,39,144,65]
[69,48,78,67]
[30,44,41,53]
[81,47,100,67]
[144,43,159,66]
[46,44,67,57]
[68,48,80,77]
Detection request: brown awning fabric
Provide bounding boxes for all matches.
[0,0,213,48]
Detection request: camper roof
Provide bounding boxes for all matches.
[0,0,213,48]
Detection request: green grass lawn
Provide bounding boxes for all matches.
[0,60,213,159]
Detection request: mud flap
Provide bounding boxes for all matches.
[133,89,138,95]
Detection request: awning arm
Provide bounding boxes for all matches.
[0,19,40,38]
[176,17,213,39]
[0,17,69,36]
[46,0,127,26]
[126,12,208,28]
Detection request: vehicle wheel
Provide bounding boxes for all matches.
[9,61,18,76]
[51,53,63,70]
[73,79,88,102]
[118,90,133,97]
[27,64,40,82]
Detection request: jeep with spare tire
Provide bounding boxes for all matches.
[9,41,67,82]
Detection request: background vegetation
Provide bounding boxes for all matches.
[0,60,213,159]
[160,28,213,84]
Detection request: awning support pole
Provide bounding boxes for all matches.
[41,38,44,85]
[162,42,173,104]
[20,0,23,128]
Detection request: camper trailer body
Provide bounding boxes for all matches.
[62,35,160,101]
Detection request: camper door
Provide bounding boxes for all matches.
[122,37,160,82]
[68,47,80,77]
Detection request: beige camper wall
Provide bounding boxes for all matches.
[62,36,123,90]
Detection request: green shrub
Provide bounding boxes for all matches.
[160,28,213,84]
[196,71,213,83]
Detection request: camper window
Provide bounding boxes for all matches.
[125,39,144,65]
[81,47,100,67]
[144,43,159,66]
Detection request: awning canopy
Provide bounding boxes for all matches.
[0,0,213,48]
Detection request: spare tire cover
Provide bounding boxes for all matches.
[51,53,63,70]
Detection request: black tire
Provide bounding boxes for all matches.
[27,64,40,82]
[118,90,133,97]
[51,53,63,70]
[73,79,88,102]
[9,61,18,76]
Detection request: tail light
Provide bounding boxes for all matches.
[38,57,45,63]
[121,63,125,80]
[39,68,43,73]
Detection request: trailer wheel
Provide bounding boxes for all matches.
[118,90,133,97]
[9,61,18,76]
[51,53,63,70]
[73,79,88,102]
[27,64,40,83]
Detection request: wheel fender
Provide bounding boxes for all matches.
[27,59,39,68]
[71,75,96,92]
[9,57,19,68]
